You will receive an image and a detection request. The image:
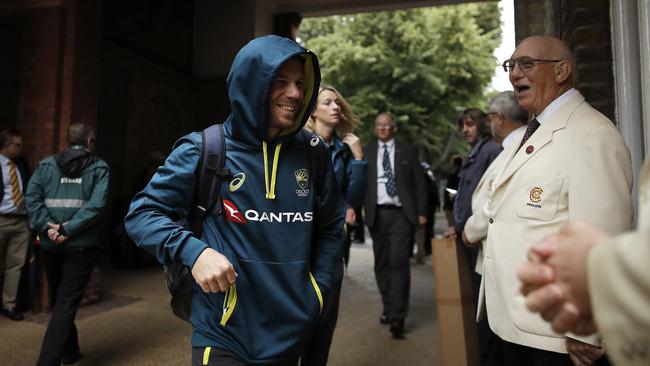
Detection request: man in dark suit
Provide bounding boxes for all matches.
[445,109,501,278]
[0,130,30,321]
[363,112,427,339]
[447,108,504,366]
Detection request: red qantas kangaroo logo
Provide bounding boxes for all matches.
[222,199,248,224]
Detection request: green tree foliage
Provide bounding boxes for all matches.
[300,3,501,166]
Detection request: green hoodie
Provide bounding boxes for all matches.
[25,146,110,250]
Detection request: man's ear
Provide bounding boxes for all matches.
[554,60,572,83]
[86,136,95,148]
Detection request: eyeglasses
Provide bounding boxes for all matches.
[486,112,501,118]
[502,57,563,72]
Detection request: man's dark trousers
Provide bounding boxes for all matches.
[370,205,412,323]
[456,236,503,366]
[37,248,97,366]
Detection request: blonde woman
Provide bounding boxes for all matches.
[302,86,367,366]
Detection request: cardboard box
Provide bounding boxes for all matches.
[431,237,479,366]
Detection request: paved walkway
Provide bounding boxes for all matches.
[0,222,445,365]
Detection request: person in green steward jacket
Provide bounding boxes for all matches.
[25,123,110,366]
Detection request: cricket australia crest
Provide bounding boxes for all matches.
[295,168,310,197]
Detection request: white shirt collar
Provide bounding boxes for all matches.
[378,139,395,150]
[536,88,577,124]
[0,154,9,165]
[502,125,527,149]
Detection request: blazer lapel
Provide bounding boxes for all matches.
[492,91,586,191]
[492,124,554,190]
[367,141,378,198]
[367,141,378,169]
[394,140,402,179]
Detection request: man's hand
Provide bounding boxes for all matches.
[517,222,609,335]
[191,248,238,293]
[418,215,427,226]
[345,207,356,226]
[461,231,479,247]
[46,223,67,244]
[443,226,456,239]
[566,338,605,366]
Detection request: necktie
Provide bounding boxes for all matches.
[382,144,397,197]
[518,118,541,151]
[8,160,23,208]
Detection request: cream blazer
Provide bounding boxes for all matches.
[588,159,650,366]
[482,91,633,353]
[464,128,525,322]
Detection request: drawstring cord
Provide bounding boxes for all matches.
[262,142,282,199]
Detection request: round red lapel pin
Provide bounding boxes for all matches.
[525,145,534,154]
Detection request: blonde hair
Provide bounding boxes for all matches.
[306,85,360,135]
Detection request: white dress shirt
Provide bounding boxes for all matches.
[0,154,25,214]
[535,88,578,125]
[376,139,402,206]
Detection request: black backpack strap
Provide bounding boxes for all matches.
[189,124,229,237]
[165,124,229,322]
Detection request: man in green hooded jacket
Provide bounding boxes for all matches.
[25,123,110,366]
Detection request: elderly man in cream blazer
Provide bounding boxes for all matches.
[461,91,528,364]
[518,158,650,366]
[482,36,633,365]
[463,90,527,310]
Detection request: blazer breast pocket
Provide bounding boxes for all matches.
[515,174,564,221]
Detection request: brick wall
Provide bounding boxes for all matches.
[16,5,66,165]
[16,0,101,166]
[0,15,22,132]
[514,0,615,122]
[559,0,614,120]
[514,0,547,42]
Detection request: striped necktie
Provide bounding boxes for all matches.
[382,144,397,197]
[8,160,23,208]
[518,118,541,151]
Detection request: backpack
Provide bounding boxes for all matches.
[163,125,328,321]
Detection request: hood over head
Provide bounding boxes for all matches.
[225,35,320,146]
[54,145,98,177]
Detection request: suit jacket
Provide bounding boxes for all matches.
[0,156,30,207]
[363,139,427,227]
[465,129,525,245]
[482,91,633,353]
[454,137,501,234]
[588,158,650,366]
[464,128,524,322]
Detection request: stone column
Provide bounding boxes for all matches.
[16,0,101,312]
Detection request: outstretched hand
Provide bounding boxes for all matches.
[191,248,238,293]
